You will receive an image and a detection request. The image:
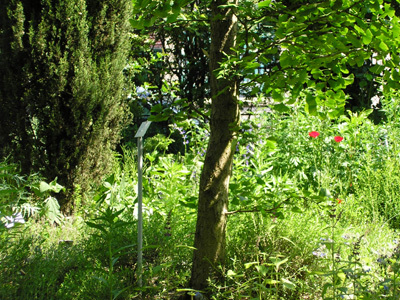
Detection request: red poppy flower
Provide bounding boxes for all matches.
[334,136,344,143]
[309,131,320,138]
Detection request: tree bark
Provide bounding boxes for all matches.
[189,0,239,291]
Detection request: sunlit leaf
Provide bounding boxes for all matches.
[258,0,272,8]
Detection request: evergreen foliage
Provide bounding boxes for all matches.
[0,0,132,211]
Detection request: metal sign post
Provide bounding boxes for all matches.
[134,120,151,287]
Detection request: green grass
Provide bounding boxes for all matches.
[2,102,400,299]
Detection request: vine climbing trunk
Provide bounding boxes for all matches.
[189,0,239,292]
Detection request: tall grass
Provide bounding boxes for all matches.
[2,97,400,299]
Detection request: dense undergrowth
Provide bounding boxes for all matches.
[2,95,400,299]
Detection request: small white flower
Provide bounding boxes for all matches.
[3,212,25,228]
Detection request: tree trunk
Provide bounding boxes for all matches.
[189,0,239,291]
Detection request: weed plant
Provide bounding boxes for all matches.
[3,98,400,299]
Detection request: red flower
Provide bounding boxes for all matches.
[309,131,320,138]
[337,198,343,204]
[334,136,344,143]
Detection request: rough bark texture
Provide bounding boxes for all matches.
[189,0,239,292]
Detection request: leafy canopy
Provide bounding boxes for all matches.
[131,0,400,120]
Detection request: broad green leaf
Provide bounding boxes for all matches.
[179,199,197,209]
[270,257,288,268]
[39,181,52,193]
[362,28,373,44]
[245,262,258,269]
[94,276,108,285]
[258,0,272,8]
[387,79,400,89]
[370,64,385,74]
[244,62,261,70]
[151,104,163,113]
[281,278,296,290]
[255,265,268,276]
[298,69,308,83]
[354,24,365,35]
[44,196,62,224]
[393,24,400,38]
[336,271,346,285]
[218,3,238,9]
[272,89,284,101]
[129,19,143,30]
[153,265,163,274]
[305,94,317,115]
[86,221,108,234]
[279,51,291,68]
[263,279,281,284]
[0,188,19,196]
[378,40,389,51]
[291,206,302,213]
[273,103,290,113]
[148,112,170,122]
[113,286,131,300]
[343,74,354,86]
[392,69,400,81]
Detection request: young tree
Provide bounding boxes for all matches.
[189,0,239,290]
[132,0,400,292]
[0,0,132,211]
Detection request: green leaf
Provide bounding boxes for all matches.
[44,196,62,224]
[129,19,143,30]
[39,181,52,193]
[148,112,170,122]
[152,265,163,274]
[270,257,288,268]
[279,51,291,68]
[176,244,197,250]
[281,278,296,290]
[258,0,272,8]
[272,89,284,101]
[244,62,261,70]
[354,24,365,35]
[263,279,281,285]
[113,244,136,255]
[393,24,400,38]
[343,74,354,86]
[378,40,389,51]
[150,103,163,113]
[273,103,290,113]
[112,257,119,267]
[245,262,258,269]
[256,265,269,276]
[392,69,400,81]
[179,199,197,209]
[305,94,317,115]
[113,286,131,300]
[370,64,385,74]
[291,206,302,213]
[362,28,373,45]
[86,221,108,234]
[218,3,238,9]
